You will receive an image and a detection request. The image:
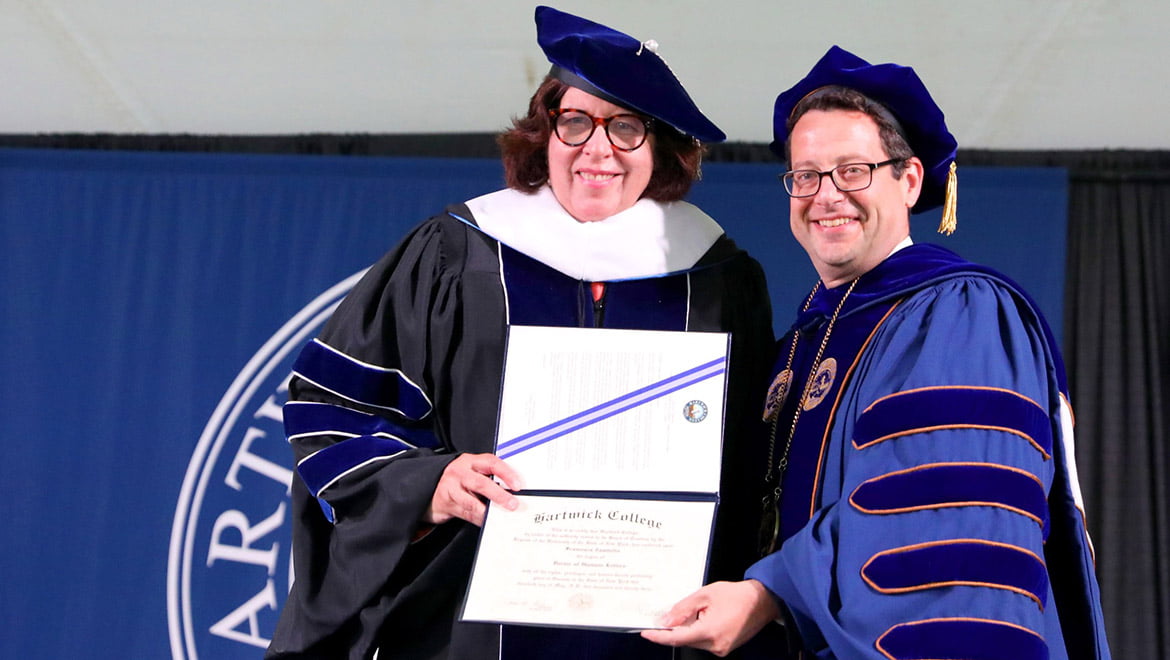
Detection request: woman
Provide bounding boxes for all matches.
[267,6,773,659]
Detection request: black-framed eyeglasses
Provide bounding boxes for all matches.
[779,158,904,197]
[549,108,653,152]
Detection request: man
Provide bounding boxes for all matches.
[642,46,1111,660]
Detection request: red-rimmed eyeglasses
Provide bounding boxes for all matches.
[549,108,653,152]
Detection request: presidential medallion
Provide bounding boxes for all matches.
[803,357,837,411]
[762,369,793,421]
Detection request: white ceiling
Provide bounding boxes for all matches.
[2,0,1165,149]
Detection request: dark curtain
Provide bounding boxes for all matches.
[963,149,1170,658]
[1064,156,1170,657]
[3,133,1167,658]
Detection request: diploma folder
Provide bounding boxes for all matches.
[459,325,729,631]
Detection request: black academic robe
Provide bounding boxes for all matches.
[267,197,774,660]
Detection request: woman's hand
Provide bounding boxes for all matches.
[424,453,524,527]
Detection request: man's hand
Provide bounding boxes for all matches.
[424,453,523,526]
[640,580,780,657]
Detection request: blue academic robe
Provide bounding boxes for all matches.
[745,244,1110,660]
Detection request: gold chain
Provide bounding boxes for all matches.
[758,277,859,556]
[760,281,818,479]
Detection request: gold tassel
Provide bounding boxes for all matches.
[938,161,958,235]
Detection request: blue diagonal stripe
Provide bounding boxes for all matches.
[497,356,724,459]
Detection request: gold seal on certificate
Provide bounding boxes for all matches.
[459,326,729,631]
[569,593,593,610]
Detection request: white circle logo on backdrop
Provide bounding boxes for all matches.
[167,271,365,660]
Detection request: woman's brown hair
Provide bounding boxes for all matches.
[497,76,706,203]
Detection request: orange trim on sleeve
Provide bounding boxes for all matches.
[863,384,1044,415]
[860,538,1047,609]
[875,617,1045,660]
[851,422,1052,460]
[847,461,1046,528]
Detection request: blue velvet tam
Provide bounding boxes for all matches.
[535,5,726,143]
[771,45,958,213]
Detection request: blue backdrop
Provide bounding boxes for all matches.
[0,147,1066,659]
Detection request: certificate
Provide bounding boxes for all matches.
[460,494,716,630]
[460,326,729,630]
[494,325,728,493]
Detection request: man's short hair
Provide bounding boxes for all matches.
[785,85,915,178]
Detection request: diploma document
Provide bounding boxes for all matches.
[460,325,729,631]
